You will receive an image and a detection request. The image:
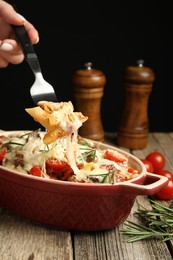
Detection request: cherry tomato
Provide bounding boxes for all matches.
[155,169,173,180]
[29,165,42,177]
[104,149,127,163]
[46,158,67,172]
[154,178,173,200]
[140,159,154,173]
[146,151,165,172]
[46,158,73,180]
[0,147,7,163]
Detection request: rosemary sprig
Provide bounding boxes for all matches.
[80,148,97,163]
[77,135,92,146]
[88,170,117,184]
[19,128,42,138]
[88,172,109,182]
[1,141,24,148]
[121,199,173,242]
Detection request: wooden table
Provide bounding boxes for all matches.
[0,132,173,260]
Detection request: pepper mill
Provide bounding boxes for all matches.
[117,60,155,149]
[72,62,106,142]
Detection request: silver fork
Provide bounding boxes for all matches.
[12,25,57,105]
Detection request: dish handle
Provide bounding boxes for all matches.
[121,172,169,195]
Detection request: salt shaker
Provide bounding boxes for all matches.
[72,62,106,142]
[117,60,155,149]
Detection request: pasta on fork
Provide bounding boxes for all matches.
[25,101,88,145]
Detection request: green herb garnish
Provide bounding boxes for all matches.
[121,199,173,242]
[1,141,24,149]
[77,135,92,146]
[88,172,109,183]
[80,148,97,163]
[19,128,41,138]
[88,170,117,184]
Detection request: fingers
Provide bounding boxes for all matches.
[0,1,39,67]
[0,21,39,68]
[0,1,39,45]
[23,20,39,45]
[0,55,8,68]
[0,39,24,66]
[0,1,25,25]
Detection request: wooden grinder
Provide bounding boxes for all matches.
[72,62,106,142]
[117,60,155,149]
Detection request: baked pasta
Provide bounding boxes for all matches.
[0,130,140,183]
[0,101,140,183]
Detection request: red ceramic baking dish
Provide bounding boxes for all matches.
[0,131,168,231]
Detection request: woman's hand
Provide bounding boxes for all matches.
[0,0,39,67]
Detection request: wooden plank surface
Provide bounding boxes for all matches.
[0,208,73,260]
[0,132,173,260]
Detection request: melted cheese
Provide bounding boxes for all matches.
[1,130,140,183]
[0,101,140,183]
[25,101,88,175]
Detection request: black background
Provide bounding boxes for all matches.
[1,1,173,133]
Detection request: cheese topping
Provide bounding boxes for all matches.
[0,130,140,183]
[0,101,140,183]
[25,101,88,174]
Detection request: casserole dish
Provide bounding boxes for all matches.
[0,131,168,231]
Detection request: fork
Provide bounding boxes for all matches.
[12,25,57,105]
